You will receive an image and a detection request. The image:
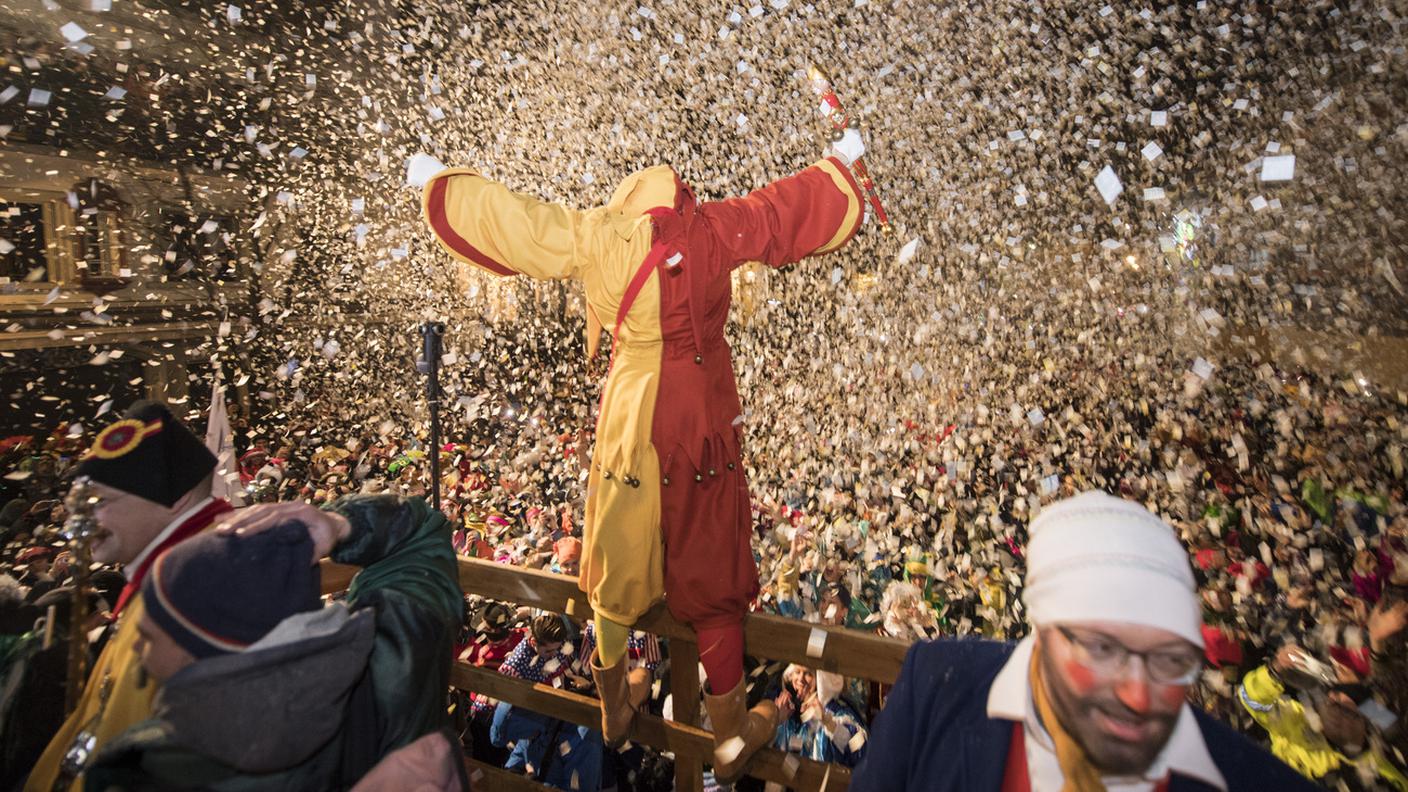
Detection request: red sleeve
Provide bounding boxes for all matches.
[700,157,865,269]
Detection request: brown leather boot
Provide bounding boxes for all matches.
[590,650,651,747]
[702,678,779,784]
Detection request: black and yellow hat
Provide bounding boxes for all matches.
[77,401,217,507]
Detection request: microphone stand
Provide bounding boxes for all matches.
[416,322,446,511]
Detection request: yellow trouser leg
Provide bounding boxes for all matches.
[595,613,629,668]
[590,613,646,746]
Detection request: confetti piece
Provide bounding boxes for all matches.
[806,627,827,658]
[1094,165,1123,205]
[896,237,921,264]
[782,754,801,779]
[715,736,746,765]
[1260,155,1296,182]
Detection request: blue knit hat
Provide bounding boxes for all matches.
[142,522,322,659]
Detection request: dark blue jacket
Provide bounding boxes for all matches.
[851,639,1319,792]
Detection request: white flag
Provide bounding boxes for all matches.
[205,375,243,506]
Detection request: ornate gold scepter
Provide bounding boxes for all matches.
[807,65,892,233]
[59,476,100,714]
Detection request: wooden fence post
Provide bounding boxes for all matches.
[671,637,704,792]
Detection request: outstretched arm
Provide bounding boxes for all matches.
[416,156,599,281]
[703,154,867,270]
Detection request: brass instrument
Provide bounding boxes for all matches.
[59,476,100,714]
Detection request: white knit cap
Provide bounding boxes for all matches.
[1023,491,1203,648]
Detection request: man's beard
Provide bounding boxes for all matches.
[1068,697,1176,775]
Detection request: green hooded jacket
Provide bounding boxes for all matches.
[82,494,463,791]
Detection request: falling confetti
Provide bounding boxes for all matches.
[0,4,1403,775]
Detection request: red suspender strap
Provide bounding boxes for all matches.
[1002,723,1032,792]
[613,207,677,338]
[999,722,1172,792]
[614,241,670,339]
[593,212,675,419]
[593,240,668,418]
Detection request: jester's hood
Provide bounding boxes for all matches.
[607,165,696,219]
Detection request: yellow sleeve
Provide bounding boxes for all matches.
[422,168,598,281]
[25,599,158,792]
[1238,665,1287,728]
[777,557,801,598]
[1377,756,1408,792]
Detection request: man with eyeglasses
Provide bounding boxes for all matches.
[852,490,1316,792]
[27,401,232,792]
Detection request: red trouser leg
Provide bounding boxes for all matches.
[695,621,744,693]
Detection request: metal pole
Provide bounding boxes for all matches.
[59,477,100,714]
[417,322,445,511]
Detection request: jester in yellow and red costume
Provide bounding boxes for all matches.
[419,139,867,777]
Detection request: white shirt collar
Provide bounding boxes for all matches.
[985,635,1228,792]
[124,496,216,579]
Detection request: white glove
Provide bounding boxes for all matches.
[405,153,448,188]
[828,127,865,168]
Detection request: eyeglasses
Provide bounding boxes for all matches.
[1056,626,1203,685]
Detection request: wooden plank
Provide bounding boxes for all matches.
[465,758,552,791]
[671,639,702,727]
[677,754,705,792]
[454,557,908,685]
[450,661,602,726]
[454,555,605,629]
[0,320,221,352]
[450,662,849,791]
[671,639,703,792]
[742,617,909,687]
[319,561,359,594]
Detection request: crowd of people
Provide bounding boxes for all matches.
[4,298,1407,790]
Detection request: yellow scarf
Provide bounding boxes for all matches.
[1030,647,1107,792]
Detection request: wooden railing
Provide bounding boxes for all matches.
[323,557,910,791]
